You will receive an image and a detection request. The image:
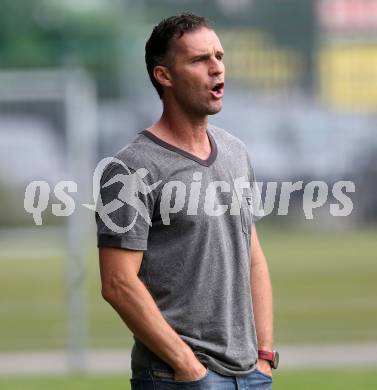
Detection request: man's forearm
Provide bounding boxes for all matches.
[103,273,196,371]
[250,224,273,350]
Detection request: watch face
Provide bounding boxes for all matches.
[272,351,279,369]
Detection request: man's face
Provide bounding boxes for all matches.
[165,27,225,117]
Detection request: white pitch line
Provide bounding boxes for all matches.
[279,343,377,369]
[0,350,131,375]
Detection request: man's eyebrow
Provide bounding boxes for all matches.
[189,50,224,61]
[190,53,210,61]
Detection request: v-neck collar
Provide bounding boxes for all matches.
[139,128,218,167]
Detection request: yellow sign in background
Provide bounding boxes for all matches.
[318,44,377,111]
[219,28,303,91]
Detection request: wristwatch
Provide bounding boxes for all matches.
[258,350,279,369]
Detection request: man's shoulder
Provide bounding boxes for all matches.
[113,132,152,166]
[208,124,248,153]
[103,131,164,181]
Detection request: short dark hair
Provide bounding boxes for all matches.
[145,13,213,99]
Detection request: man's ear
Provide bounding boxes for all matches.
[153,65,172,88]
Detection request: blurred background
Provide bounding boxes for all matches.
[0,0,376,389]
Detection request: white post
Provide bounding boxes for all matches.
[0,69,97,373]
[64,69,97,372]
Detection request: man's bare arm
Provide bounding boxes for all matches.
[250,224,274,374]
[99,247,206,380]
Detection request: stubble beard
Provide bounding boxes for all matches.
[207,101,223,115]
[175,90,223,119]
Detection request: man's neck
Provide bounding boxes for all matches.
[146,104,211,159]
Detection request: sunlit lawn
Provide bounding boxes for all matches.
[0,226,376,350]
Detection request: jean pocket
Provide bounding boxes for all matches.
[255,368,273,380]
[151,367,210,384]
[131,368,153,380]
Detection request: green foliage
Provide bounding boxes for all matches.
[0,0,124,97]
[0,0,316,97]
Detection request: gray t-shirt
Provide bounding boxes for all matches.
[96,124,264,376]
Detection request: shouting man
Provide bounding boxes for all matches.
[96,13,278,390]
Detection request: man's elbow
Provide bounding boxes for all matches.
[101,284,114,304]
[101,272,134,304]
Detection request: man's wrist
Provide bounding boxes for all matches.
[258,358,273,368]
[170,344,198,372]
[258,344,273,350]
[258,349,279,369]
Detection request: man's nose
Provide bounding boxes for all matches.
[209,57,224,76]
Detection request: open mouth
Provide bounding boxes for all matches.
[210,82,224,98]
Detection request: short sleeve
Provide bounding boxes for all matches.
[246,153,265,223]
[95,160,160,251]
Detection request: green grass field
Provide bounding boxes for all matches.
[0,369,377,390]
[0,225,376,350]
[260,225,377,344]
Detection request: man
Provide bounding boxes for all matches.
[96,13,278,389]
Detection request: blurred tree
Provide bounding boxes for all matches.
[0,0,315,96]
[0,0,125,97]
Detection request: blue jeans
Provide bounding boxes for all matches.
[130,366,273,389]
